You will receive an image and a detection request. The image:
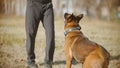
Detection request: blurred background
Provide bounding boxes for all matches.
[0,0,120,20]
[0,0,120,68]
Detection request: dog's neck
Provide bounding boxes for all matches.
[64,26,81,36]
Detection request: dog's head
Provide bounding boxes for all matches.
[64,13,83,29]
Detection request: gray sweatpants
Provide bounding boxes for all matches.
[25,0,55,65]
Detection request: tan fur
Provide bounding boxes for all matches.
[64,13,110,68]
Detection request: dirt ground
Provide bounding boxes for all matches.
[0,16,120,68]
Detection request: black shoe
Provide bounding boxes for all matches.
[44,64,52,68]
[27,62,38,68]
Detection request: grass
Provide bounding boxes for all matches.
[0,16,25,46]
[0,16,120,68]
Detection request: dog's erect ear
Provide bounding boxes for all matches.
[64,13,71,19]
[76,14,84,22]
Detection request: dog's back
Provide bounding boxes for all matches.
[67,29,110,64]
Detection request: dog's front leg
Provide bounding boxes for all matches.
[66,54,72,68]
[65,46,72,68]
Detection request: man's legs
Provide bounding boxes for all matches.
[42,3,55,67]
[25,0,41,67]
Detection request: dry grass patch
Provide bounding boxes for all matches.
[0,16,120,68]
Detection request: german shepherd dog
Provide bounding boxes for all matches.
[64,13,110,68]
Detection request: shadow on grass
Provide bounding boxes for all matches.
[110,55,120,60]
[39,54,120,66]
[39,59,78,66]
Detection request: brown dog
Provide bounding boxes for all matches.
[64,13,110,68]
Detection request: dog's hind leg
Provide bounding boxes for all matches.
[82,54,103,68]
